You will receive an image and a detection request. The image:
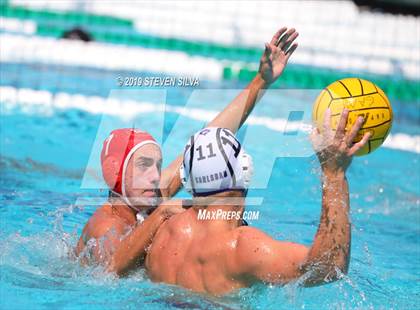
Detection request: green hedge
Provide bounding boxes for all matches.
[0,4,133,27]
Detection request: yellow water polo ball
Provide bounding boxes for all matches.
[312,78,393,156]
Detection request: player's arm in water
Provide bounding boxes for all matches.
[107,199,186,275]
[75,200,184,275]
[159,27,299,199]
[233,109,372,286]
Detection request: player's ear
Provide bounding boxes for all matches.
[102,156,121,190]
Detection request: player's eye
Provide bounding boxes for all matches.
[137,158,153,169]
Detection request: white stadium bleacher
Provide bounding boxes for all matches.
[6,0,420,80]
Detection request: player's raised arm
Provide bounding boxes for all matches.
[300,109,370,286]
[159,27,299,198]
[235,110,371,286]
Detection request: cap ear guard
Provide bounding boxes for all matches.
[101,156,122,191]
[238,151,253,188]
[179,163,193,194]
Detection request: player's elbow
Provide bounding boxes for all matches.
[300,260,349,287]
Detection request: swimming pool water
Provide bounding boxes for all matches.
[1,65,419,309]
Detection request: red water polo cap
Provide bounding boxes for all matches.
[100,128,159,195]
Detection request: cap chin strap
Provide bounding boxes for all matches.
[108,189,150,223]
[108,188,154,216]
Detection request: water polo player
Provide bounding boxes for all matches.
[145,112,371,295]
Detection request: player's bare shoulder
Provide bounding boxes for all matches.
[229,226,274,267]
[216,226,265,276]
[162,208,195,236]
[235,225,271,244]
[83,204,129,239]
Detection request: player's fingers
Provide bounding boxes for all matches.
[277,28,296,48]
[282,32,299,52]
[345,116,364,145]
[347,115,365,142]
[348,132,371,156]
[262,43,272,59]
[335,109,349,139]
[285,43,298,60]
[270,27,287,45]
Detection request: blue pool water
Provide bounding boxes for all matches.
[1,65,419,309]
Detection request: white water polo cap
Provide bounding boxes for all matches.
[180,127,253,196]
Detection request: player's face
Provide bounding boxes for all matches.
[124,144,162,207]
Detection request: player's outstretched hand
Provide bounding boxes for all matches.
[311,109,372,174]
[259,27,299,84]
